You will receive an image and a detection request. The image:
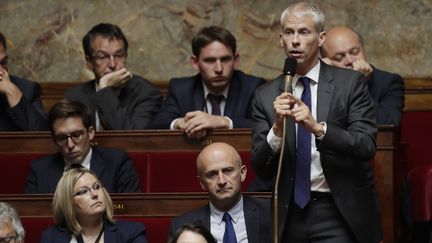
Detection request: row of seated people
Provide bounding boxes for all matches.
[1,22,404,135]
[1,142,271,243]
[0,3,412,243]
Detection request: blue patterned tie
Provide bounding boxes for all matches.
[294,77,312,208]
[207,94,223,115]
[223,213,237,243]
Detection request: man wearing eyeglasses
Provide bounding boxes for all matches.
[24,99,141,194]
[0,202,25,243]
[0,32,47,131]
[64,23,162,130]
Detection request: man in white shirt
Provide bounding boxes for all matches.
[251,2,381,243]
[168,142,270,243]
[25,99,141,193]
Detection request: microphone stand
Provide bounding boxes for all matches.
[273,59,295,243]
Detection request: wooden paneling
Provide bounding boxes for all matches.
[0,193,271,218]
[39,78,432,112]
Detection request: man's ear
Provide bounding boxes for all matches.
[318,31,326,48]
[85,55,94,70]
[233,52,240,69]
[190,55,199,71]
[279,32,285,47]
[88,126,95,140]
[198,176,207,191]
[239,165,247,183]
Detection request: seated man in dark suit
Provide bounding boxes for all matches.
[65,23,162,130]
[0,32,47,131]
[321,26,404,125]
[24,99,141,193]
[168,142,270,243]
[149,26,266,139]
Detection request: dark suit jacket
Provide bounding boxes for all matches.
[64,75,162,130]
[168,196,271,243]
[149,70,266,129]
[24,146,141,193]
[251,62,381,243]
[369,66,404,125]
[0,75,47,131]
[41,220,148,243]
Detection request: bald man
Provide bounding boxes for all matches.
[168,142,270,243]
[322,26,404,125]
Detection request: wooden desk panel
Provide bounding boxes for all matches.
[0,193,271,218]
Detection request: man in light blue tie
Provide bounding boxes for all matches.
[168,142,271,243]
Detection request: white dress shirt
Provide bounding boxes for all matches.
[169,83,234,129]
[63,148,92,173]
[209,196,248,243]
[266,61,330,192]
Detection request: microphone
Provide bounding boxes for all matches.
[282,57,297,93]
[274,57,297,243]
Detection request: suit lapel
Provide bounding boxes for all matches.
[89,147,106,182]
[243,197,260,243]
[104,222,116,243]
[224,72,239,116]
[49,154,66,192]
[317,63,334,122]
[193,76,206,111]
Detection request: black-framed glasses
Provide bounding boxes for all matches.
[0,234,17,243]
[0,55,8,67]
[90,51,126,65]
[53,129,86,146]
[73,182,104,197]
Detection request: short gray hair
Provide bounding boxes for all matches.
[0,202,25,242]
[280,2,325,32]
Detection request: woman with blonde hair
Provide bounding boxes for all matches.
[41,167,147,243]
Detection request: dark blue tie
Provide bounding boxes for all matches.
[294,77,312,208]
[207,94,224,115]
[223,212,237,243]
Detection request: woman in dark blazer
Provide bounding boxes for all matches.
[40,168,147,243]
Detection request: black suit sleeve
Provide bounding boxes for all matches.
[24,159,38,194]
[95,78,162,130]
[8,81,48,131]
[317,74,377,161]
[148,78,184,129]
[375,74,404,125]
[115,151,141,193]
[250,81,281,180]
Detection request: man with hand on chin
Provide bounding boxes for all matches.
[0,32,47,131]
[65,23,162,130]
[321,26,404,125]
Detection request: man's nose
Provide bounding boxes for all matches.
[291,33,300,47]
[108,55,116,69]
[66,137,75,149]
[214,60,223,74]
[344,54,355,68]
[217,171,227,185]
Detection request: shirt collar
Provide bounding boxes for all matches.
[209,196,243,225]
[203,83,230,99]
[64,147,93,171]
[293,61,321,87]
